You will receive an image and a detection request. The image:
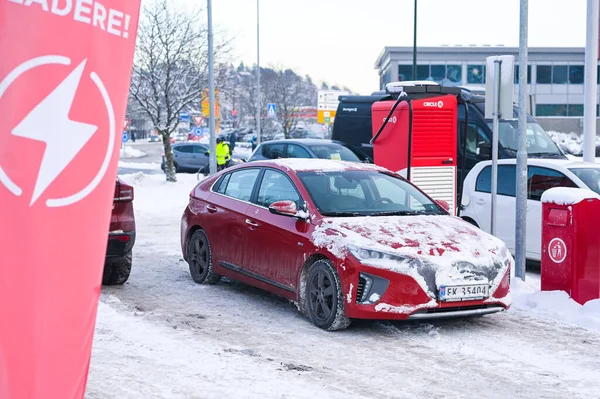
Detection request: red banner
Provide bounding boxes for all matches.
[0,0,141,397]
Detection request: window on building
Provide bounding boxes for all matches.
[430,65,446,82]
[398,65,413,81]
[514,65,532,84]
[569,65,584,84]
[567,104,584,117]
[475,165,517,197]
[445,65,462,84]
[467,65,485,84]
[416,65,429,80]
[552,65,568,84]
[536,65,552,84]
[536,104,568,117]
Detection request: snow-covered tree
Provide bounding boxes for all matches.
[128,0,229,181]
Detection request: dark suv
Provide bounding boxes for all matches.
[247,139,372,163]
[104,178,136,285]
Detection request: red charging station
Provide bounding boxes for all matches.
[541,187,600,305]
[372,90,458,215]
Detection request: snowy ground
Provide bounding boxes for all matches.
[120,145,147,159]
[86,171,600,399]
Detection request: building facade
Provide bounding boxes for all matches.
[375,46,599,118]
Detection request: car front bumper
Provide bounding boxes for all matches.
[337,259,511,321]
[106,231,136,259]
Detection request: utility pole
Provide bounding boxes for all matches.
[515,0,528,281]
[256,0,261,145]
[207,0,217,175]
[583,0,599,163]
[412,0,417,80]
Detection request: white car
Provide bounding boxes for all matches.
[459,158,600,262]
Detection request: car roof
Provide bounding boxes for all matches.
[258,138,333,146]
[242,158,388,173]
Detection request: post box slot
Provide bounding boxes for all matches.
[547,209,569,227]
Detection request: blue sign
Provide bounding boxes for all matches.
[267,103,277,118]
[192,127,204,137]
[201,127,210,135]
[122,131,129,143]
[179,113,190,122]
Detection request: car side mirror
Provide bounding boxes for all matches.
[476,141,491,158]
[435,199,451,212]
[268,200,308,220]
[204,151,209,156]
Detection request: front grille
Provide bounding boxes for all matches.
[421,304,494,314]
[356,276,366,303]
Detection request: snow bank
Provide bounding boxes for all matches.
[120,146,147,159]
[541,187,600,205]
[511,275,600,333]
[118,161,161,171]
[547,130,600,156]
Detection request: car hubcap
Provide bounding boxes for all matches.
[191,238,208,275]
[309,270,334,321]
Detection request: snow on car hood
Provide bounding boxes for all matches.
[312,215,512,299]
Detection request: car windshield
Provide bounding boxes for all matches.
[296,170,445,217]
[307,144,361,162]
[568,168,600,195]
[486,121,563,157]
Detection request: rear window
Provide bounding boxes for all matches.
[307,144,361,162]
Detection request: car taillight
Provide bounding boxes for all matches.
[115,183,134,202]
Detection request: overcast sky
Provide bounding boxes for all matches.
[180,0,588,94]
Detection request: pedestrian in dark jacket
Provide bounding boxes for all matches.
[229,134,236,156]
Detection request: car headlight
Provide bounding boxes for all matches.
[497,245,514,282]
[347,245,422,267]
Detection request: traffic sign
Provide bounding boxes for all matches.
[123,118,130,130]
[122,132,129,143]
[179,112,190,122]
[317,110,336,124]
[267,103,277,118]
[192,127,204,137]
[192,115,204,126]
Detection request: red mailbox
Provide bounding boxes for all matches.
[541,187,600,305]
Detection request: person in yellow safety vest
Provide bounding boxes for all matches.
[216,137,231,171]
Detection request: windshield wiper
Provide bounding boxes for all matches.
[320,211,364,217]
[529,152,564,158]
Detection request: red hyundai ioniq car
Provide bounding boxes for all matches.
[180,159,512,330]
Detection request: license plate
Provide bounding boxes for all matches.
[439,284,489,302]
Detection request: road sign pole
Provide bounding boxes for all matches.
[515,0,529,281]
[583,0,599,163]
[491,59,502,237]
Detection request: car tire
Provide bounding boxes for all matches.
[187,229,221,284]
[102,251,132,285]
[304,259,351,331]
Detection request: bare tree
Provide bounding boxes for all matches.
[128,0,229,181]
[272,69,310,138]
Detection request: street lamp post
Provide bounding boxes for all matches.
[256,0,261,145]
[412,0,417,79]
[207,0,217,175]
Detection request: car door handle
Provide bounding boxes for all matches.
[245,219,259,228]
[206,205,217,213]
[477,198,485,205]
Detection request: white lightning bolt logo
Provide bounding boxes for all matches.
[11,60,98,206]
